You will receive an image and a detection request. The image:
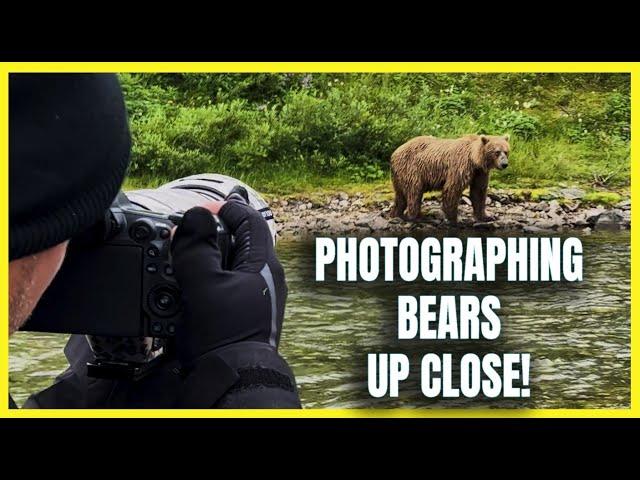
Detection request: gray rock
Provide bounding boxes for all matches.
[560,187,586,200]
[338,200,349,209]
[572,216,589,227]
[585,208,607,225]
[429,209,446,220]
[533,201,549,212]
[533,220,559,230]
[523,225,554,234]
[536,188,561,201]
[354,216,373,228]
[564,201,581,212]
[496,219,521,229]
[473,221,497,230]
[371,217,389,231]
[547,213,565,227]
[338,192,349,201]
[615,199,631,210]
[594,211,622,231]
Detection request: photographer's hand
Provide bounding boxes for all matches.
[170,197,298,408]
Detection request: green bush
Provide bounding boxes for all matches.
[490,110,540,139]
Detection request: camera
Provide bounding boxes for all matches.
[23,174,275,374]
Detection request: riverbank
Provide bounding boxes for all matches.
[269,187,631,239]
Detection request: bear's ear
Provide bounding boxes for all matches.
[480,135,489,145]
[503,134,510,141]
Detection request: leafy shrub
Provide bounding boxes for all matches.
[491,110,540,139]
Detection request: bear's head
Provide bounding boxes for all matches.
[480,135,510,170]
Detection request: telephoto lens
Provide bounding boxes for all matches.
[126,174,276,242]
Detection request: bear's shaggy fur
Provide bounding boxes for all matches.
[390,134,510,224]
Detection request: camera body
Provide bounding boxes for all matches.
[24,174,274,342]
[24,192,229,339]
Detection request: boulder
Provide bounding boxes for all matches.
[594,211,623,231]
[533,220,559,230]
[370,216,389,231]
[585,208,607,225]
[615,199,631,210]
[532,201,549,212]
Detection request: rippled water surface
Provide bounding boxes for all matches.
[10,231,630,409]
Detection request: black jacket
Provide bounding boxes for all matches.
[14,335,301,409]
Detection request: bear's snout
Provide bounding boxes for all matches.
[497,152,509,169]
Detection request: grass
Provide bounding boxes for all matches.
[120,72,630,206]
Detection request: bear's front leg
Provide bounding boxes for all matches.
[391,187,407,218]
[404,186,424,221]
[470,170,495,222]
[441,184,463,225]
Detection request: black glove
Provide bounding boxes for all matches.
[170,199,287,367]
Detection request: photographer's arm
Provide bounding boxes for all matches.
[171,203,301,408]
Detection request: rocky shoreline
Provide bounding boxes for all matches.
[270,189,631,239]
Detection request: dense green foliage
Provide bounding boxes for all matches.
[120,73,630,193]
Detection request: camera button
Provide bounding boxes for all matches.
[156,292,176,311]
[164,265,174,276]
[159,228,171,239]
[148,285,181,317]
[130,219,156,243]
[152,322,163,334]
[147,247,160,258]
[146,264,158,274]
[167,323,176,334]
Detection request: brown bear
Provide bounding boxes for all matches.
[390,134,510,224]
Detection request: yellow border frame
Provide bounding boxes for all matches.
[1,62,636,418]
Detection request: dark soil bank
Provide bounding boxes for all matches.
[270,189,631,239]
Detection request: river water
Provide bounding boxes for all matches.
[10,231,630,409]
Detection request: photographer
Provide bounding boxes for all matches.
[9,74,301,409]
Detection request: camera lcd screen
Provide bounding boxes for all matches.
[24,245,144,337]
